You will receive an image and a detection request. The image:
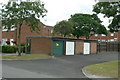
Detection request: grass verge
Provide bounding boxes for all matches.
[1,54,52,60]
[84,60,119,78]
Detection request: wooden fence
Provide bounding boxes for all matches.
[97,42,120,53]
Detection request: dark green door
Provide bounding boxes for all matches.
[26,39,31,54]
[52,40,64,56]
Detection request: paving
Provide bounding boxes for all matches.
[2,52,119,79]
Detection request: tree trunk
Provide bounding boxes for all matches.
[18,23,22,56]
[86,36,89,39]
[77,35,79,39]
[64,35,66,37]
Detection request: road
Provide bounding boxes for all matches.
[2,53,118,79]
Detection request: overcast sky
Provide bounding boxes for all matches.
[40,0,110,28]
[0,0,110,28]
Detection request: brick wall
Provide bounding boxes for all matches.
[75,41,97,54]
[90,42,97,54]
[31,38,52,55]
[2,21,53,44]
[2,31,16,40]
[90,32,118,41]
[75,41,84,54]
[17,21,53,44]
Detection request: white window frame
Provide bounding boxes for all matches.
[101,40,106,42]
[2,39,7,45]
[110,39,114,42]
[110,33,114,36]
[95,34,98,37]
[101,34,106,36]
[2,26,8,31]
[10,39,14,46]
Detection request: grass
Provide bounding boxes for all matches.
[1,54,52,60]
[84,60,119,78]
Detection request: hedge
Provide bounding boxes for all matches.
[2,45,18,53]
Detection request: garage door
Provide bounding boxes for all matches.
[26,39,31,54]
[66,41,75,55]
[84,42,90,54]
[52,40,64,56]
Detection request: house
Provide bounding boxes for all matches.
[1,21,53,45]
[79,31,120,43]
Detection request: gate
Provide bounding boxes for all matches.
[97,42,120,53]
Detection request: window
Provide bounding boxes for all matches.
[110,33,114,36]
[101,34,106,36]
[10,39,14,46]
[10,25,16,31]
[2,25,16,31]
[98,40,101,42]
[110,39,114,42]
[43,26,46,28]
[11,28,16,31]
[101,40,106,42]
[95,34,98,37]
[50,30,53,33]
[2,39,7,45]
[2,26,8,31]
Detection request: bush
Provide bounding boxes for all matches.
[2,45,18,53]
[20,43,26,53]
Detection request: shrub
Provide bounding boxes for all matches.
[2,45,18,53]
[20,43,26,53]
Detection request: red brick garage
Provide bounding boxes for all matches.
[26,36,98,55]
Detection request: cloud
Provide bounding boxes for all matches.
[1,0,109,28]
[41,0,96,26]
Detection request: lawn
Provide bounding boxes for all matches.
[1,54,52,60]
[83,60,119,78]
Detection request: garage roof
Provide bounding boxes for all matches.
[26,36,98,42]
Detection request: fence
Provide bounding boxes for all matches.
[97,42,120,53]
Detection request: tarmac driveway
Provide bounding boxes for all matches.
[2,53,118,78]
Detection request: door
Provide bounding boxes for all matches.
[66,41,75,55]
[26,39,31,54]
[52,40,64,56]
[84,42,90,54]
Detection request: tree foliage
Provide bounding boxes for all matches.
[93,2,120,32]
[1,0,47,55]
[53,20,74,37]
[69,13,107,39]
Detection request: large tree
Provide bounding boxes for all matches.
[69,13,107,39]
[53,20,74,37]
[93,2,120,32]
[1,0,47,56]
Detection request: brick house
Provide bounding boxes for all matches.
[1,20,120,46]
[1,21,53,45]
[79,31,120,43]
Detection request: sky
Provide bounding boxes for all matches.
[0,0,110,28]
[40,0,110,28]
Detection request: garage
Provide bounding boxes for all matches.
[52,40,64,56]
[26,36,97,56]
[83,42,90,54]
[75,40,97,55]
[66,41,75,55]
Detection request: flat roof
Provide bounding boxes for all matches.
[26,36,98,42]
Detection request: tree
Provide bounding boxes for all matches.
[53,20,74,37]
[93,2,120,32]
[1,0,47,56]
[69,13,107,39]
